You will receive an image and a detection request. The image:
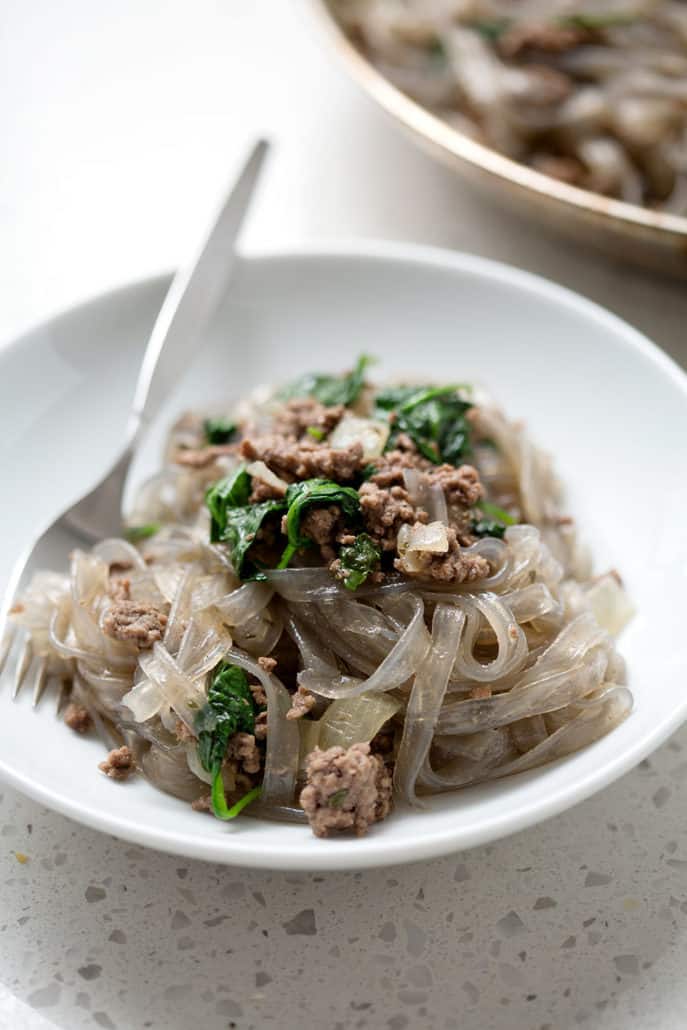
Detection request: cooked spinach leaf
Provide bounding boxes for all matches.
[471,499,517,539]
[467,17,511,40]
[560,12,635,30]
[471,518,507,539]
[281,354,372,407]
[426,34,447,60]
[476,499,516,525]
[124,522,162,542]
[203,416,237,445]
[206,466,252,540]
[278,479,361,569]
[222,500,287,579]
[194,661,263,821]
[215,784,262,819]
[205,466,286,579]
[375,385,472,465]
[337,533,381,591]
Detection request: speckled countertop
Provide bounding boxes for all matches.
[3,727,687,1030]
[3,2,687,1029]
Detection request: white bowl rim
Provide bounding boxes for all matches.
[2,237,687,871]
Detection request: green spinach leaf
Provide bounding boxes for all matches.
[205,467,286,579]
[374,385,472,465]
[221,499,286,579]
[194,661,263,821]
[467,17,511,40]
[206,466,252,540]
[337,533,381,591]
[124,522,162,543]
[559,12,636,30]
[278,479,361,569]
[280,354,372,407]
[203,416,236,445]
[471,499,517,539]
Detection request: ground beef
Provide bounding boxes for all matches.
[257,656,276,675]
[395,525,491,584]
[63,702,92,733]
[249,478,287,503]
[286,686,316,721]
[470,685,492,700]
[103,601,167,648]
[98,745,134,780]
[498,22,589,58]
[299,742,393,838]
[291,505,345,562]
[518,64,573,106]
[250,681,268,706]
[240,437,364,483]
[254,710,268,740]
[426,464,483,508]
[175,719,196,743]
[271,399,344,440]
[191,794,212,812]
[108,576,131,602]
[532,154,585,186]
[227,732,261,775]
[366,447,434,489]
[359,481,428,552]
[173,444,236,468]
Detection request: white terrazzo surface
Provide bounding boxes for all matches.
[3,731,687,1030]
[2,2,687,1028]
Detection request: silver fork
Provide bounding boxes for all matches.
[0,139,269,709]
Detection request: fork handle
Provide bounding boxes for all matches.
[127,140,269,441]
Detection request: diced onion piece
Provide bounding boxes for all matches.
[329,413,389,459]
[245,461,288,495]
[298,719,321,771]
[400,521,448,554]
[397,521,449,572]
[121,678,164,722]
[587,574,635,637]
[318,692,401,751]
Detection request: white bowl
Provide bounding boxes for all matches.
[1,241,686,871]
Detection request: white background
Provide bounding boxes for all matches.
[2,3,687,1030]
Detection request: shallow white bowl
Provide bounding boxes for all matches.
[1,242,686,871]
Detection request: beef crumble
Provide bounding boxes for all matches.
[395,524,491,583]
[299,742,393,837]
[98,745,134,780]
[64,703,92,733]
[498,22,589,59]
[103,601,168,649]
[240,436,364,483]
[227,732,261,775]
[254,710,268,740]
[286,685,316,720]
[359,481,428,552]
[292,504,346,562]
[271,398,344,440]
[173,444,236,469]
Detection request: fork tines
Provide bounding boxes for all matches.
[11,636,33,700]
[0,627,15,675]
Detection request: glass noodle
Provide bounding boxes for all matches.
[9,371,634,828]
